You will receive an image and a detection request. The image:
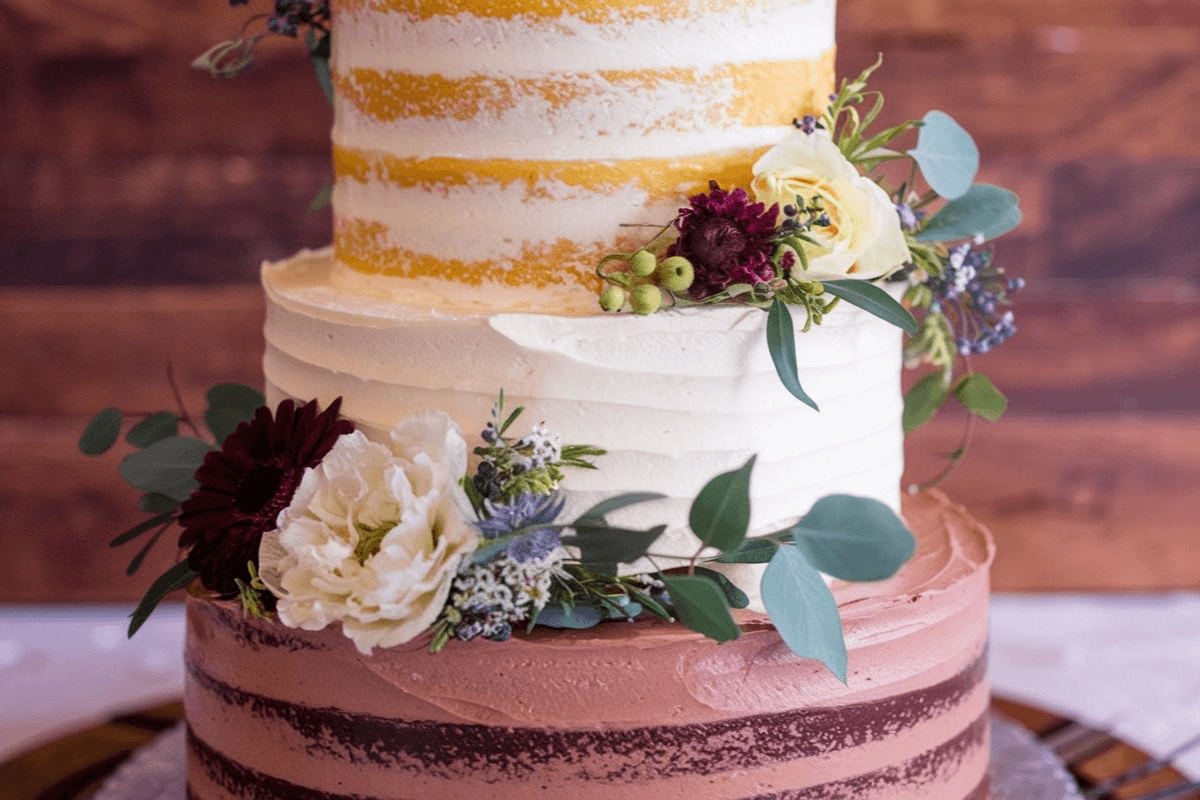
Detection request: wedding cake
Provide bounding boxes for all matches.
[82,0,1026,797]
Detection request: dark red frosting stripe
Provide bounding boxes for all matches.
[186,647,985,781]
[186,713,990,800]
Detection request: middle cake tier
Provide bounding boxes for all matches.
[263,247,904,595]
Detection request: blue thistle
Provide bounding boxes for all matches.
[473,493,566,563]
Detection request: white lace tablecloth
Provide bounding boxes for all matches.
[3,593,1199,778]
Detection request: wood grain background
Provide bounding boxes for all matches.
[1,0,1198,600]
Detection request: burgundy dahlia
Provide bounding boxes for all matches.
[667,181,781,300]
[177,397,353,596]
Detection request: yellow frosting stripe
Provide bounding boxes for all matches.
[335,219,608,289]
[334,147,765,205]
[334,52,834,130]
[363,0,788,24]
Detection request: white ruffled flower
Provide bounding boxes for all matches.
[258,411,477,655]
[751,130,910,281]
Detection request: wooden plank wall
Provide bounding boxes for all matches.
[1,0,1198,600]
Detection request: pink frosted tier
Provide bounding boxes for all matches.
[184,490,993,800]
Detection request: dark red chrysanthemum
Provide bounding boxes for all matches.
[177,397,353,596]
[666,181,781,300]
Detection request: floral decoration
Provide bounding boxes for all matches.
[594,57,1025,487]
[85,383,921,681]
[751,128,910,282]
[178,396,352,597]
[667,183,782,300]
[258,412,477,654]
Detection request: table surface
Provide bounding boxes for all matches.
[3,593,1199,779]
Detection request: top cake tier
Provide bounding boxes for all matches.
[329,0,837,313]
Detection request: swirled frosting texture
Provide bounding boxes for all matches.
[262,248,905,603]
[184,491,993,800]
[330,0,836,311]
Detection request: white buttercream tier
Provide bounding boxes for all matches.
[263,247,905,600]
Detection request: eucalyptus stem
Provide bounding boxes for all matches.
[166,363,203,439]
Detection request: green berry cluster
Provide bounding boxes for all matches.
[596,250,695,315]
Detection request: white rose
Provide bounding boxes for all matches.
[259,411,476,655]
[751,130,909,281]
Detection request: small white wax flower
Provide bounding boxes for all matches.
[752,130,910,282]
[259,411,477,654]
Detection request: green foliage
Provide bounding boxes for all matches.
[824,55,919,165]
[128,560,199,637]
[109,512,174,548]
[534,604,606,629]
[714,537,779,564]
[119,436,214,502]
[688,566,750,609]
[954,374,1008,421]
[138,493,179,514]
[822,281,918,335]
[915,184,1022,243]
[305,30,334,106]
[789,495,916,582]
[661,574,740,643]
[562,523,666,567]
[125,522,172,577]
[907,111,979,200]
[761,545,847,681]
[126,412,179,449]
[236,562,271,619]
[904,309,957,376]
[308,179,333,213]
[79,408,123,455]
[689,455,756,552]
[767,299,819,411]
[903,372,950,433]
[204,384,265,445]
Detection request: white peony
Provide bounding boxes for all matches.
[258,411,477,655]
[751,130,910,281]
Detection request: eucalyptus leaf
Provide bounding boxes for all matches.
[662,575,741,643]
[204,384,265,445]
[954,374,1008,421]
[128,560,198,637]
[534,604,605,629]
[575,492,667,525]
[822,281,918,335]
[790,495,916,582]
[903,372,949,434]
[689,455,756,552]
[119,436,214,502]
[761,545,847,681]
[79,408,123,455]
[603,599,644,620]
[714,537,779,564]
[907,110,979,200]
[138,493,179,514]
[561,523,665,566]
[914,184,1022,243]
[766,299,819,410]
[690,566,750,609]
[110,512,175,548]
[126,412,179,448]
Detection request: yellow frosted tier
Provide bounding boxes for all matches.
[330,0,837,312]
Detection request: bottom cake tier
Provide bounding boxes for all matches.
[183,490,993,800]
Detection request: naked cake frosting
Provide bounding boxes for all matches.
[185,491,993,800]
